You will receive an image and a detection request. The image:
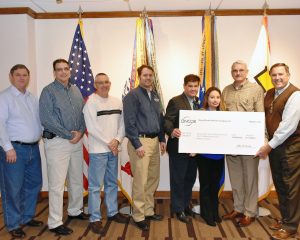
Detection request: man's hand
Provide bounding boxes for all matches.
[255,143,272,160]
[69,131,83,144]
[136,146,145,158]
[160,142,166,155]
[6,149,17,163]
[108,139,119,156]
[108,139,119,152]
[171,128,181,138]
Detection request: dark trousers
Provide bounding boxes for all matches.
[169,153,197,213]
[197,155,224,221]
[269,141,300,233]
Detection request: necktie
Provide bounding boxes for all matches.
[193,100,199,110]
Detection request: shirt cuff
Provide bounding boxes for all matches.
[3,142,13,152]
[268,139,277,149]
[132,138,142,149]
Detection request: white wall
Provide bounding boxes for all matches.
[1,14,300,191]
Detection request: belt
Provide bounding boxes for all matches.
[12,141,39,146]
[138,133,158,138]
[42,131,57,139]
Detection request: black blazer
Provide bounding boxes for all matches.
[164,93,199,154]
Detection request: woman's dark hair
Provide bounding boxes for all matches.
[202,86,224,110]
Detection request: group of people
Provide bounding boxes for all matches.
[0,59,299,240]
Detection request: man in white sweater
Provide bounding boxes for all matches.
[83,73,129,234]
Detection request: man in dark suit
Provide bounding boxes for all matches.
[164,74,200,223]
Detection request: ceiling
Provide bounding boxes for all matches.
[0,0,300,13]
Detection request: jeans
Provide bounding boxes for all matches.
[0,143,42,231]
[88,152,118,222]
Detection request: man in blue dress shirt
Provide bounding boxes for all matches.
[0,64,43,238]
[123,65,166,231]
[39,59,88,236]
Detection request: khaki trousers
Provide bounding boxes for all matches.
[128,137,160,222]
[44,137,84,229]
[226,155,259,217]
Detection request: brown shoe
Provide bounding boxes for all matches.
[236,216,255,227]
[269,220,283,230]
[222,210,244,220]
[271,228,296,239]
[90,221,104,234]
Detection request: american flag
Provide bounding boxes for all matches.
[68,21,95,190]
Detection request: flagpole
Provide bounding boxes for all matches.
[263,0,269,16]
[258,0,272,217]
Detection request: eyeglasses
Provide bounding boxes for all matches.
[55,67,70,72]
[95,81,110,85]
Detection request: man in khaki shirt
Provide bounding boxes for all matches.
[221,60,264,227]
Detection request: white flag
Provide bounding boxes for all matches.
[248,15,273,201]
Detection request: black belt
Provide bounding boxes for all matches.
[12,141,38,146]
[138,133,158,138]
[42,131,57,139]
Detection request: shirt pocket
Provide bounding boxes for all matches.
[239,96,254,111]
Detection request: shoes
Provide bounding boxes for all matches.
[201,214,216,226]
[214,216,222,223]
[49,225,73,235]
[9,228,26,238]
[236,216,255,227]
[271,228,296,240]
[68,212,89,220]
[269,220,283,230]
[90,221,105,234]
[134,220,149,231]
[176,212,190,223]
[25,219,43,227]
[222,210,244,220]
[184,207,194,216]
[145,214,163,221]
[108,213,130,223]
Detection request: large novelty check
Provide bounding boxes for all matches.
[178,110,265,155]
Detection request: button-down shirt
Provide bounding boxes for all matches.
[0,85,42,151]
[222,80,264,112]
[269,83,300,148]
[123,86,165,149]
[39,80,86,140]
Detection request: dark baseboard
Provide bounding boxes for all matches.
[39,190,277,199]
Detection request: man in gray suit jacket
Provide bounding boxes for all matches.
[164,74,200,223]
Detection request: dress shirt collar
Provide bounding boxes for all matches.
[184,94,195,104]
[276,82,290,96]
[138,85,153,99]
[232,79,249,90]
[10,85,30,97]
[54,79,71,89]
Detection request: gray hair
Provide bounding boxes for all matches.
[231,60,248,70]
